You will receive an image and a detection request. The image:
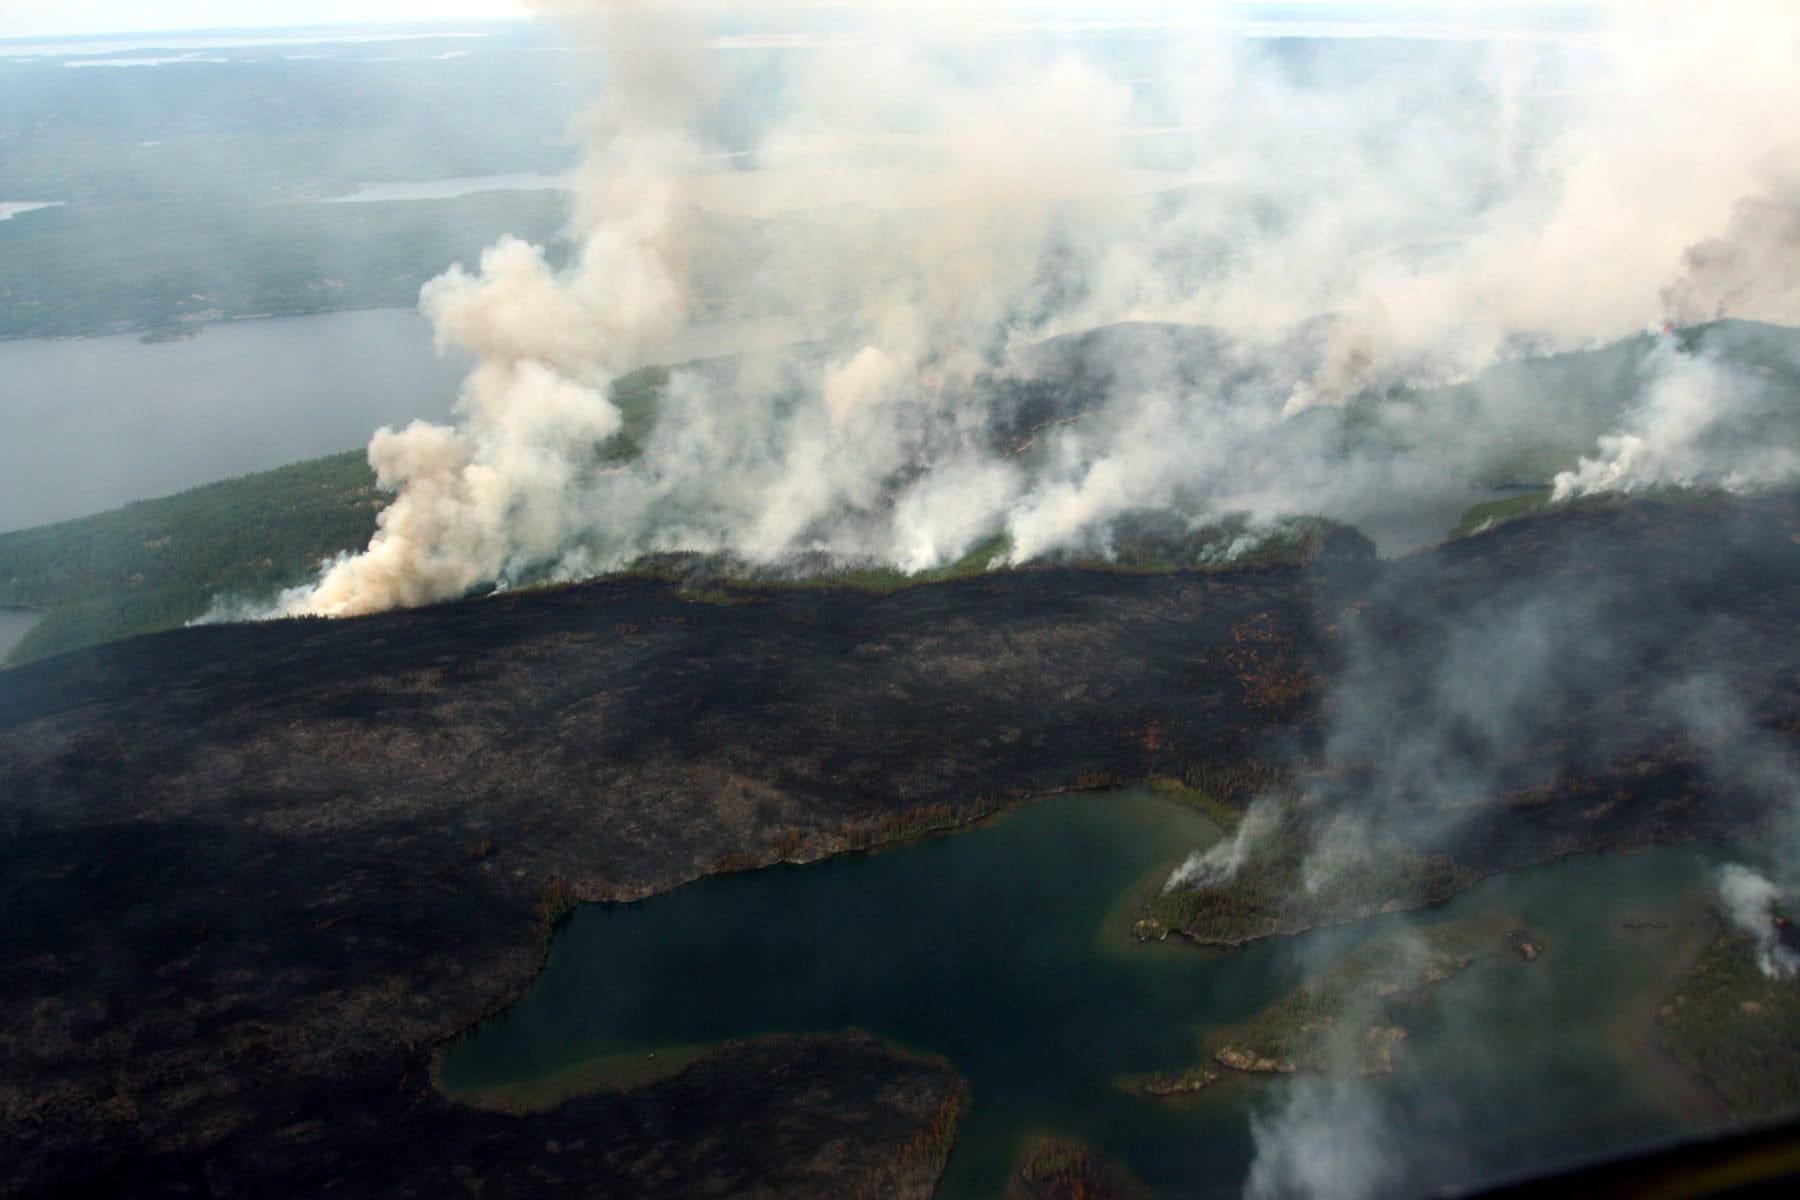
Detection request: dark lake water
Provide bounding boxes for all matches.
[439,789,1726,1198]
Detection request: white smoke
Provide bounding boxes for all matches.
[1244,1079,1404,1200]
[261,0,1800,620]
[1717,864,1799,980]
[1164,794,1281,894]
[1653,678,1800,981]
[267,3,704,618]
[1552,333,1800,500]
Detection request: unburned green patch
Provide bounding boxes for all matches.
[1657,915,1800,1119]
[1451,486,1734,541]
[1142,793,1476,946]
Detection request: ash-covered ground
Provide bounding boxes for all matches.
[0,492,1796,1196]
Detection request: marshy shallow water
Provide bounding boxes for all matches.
[440,789,1730,1197]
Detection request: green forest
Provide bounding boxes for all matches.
[2,356,1369,668]
[0,451,381,665]
[1658,918,1800,1117]
[0,365,675,666]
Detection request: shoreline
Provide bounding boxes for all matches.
[1607,893,1733,1128]
[0,301,407,344]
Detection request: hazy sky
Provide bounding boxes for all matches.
[2,2,1580,41]
[2,2,530,39]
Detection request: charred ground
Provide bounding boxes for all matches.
[1,494,1797,1196]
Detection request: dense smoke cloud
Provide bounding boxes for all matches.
[271,4,705,616]
[263,0,1800,619]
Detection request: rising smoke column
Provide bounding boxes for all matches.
[273,6,1148,615]
[275,4,703,617]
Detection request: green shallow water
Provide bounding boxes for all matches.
[439,789,1728,1197]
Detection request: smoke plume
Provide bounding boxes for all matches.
[1718,865,1799,979]
[1244,1079,1404,1200]
[262,0,1800,620]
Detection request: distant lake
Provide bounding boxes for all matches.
[0,308,805,534]
[0,309,468,533]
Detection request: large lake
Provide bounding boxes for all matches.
[0,309,803,534]
[0,310,467,532]
[439,789,1726,1198]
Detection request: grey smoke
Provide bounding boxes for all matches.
[1245,1079,1405,1200]
[1165,794,1281,893]
[1241,920,1527,1200]
[1665,177,1800,329]
[1663,676,1800,979]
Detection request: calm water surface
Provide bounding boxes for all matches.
[440,790,1724,1197]
[0,309,806,533]
[0,310,468,532]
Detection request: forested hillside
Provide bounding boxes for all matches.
[0,452,380,664]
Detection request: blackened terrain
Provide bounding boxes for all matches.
[1,494,1797,1196]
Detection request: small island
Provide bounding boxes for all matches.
[1135,919,1539,1092]
[1007,1134,1148,1200]
[1138,790,1477,948]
